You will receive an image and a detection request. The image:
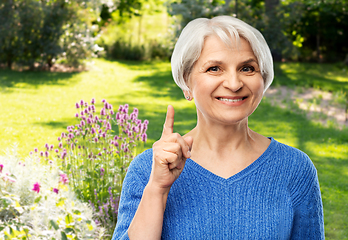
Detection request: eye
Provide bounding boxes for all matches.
[206,66,220,72]
[240,65,255,73]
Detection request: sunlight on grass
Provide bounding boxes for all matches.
[0,59,347,238]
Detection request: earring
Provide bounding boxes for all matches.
[185,95,192,101]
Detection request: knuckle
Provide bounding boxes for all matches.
[173,133,181,138]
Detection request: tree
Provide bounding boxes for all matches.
[0,0,101,69]
[280,0,348,62]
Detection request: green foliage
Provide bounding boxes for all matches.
[30,99,148,237]
[0,148,97,239]
[0,60,347,238]
[0,0,101,69]
[98,8,172,60]
[280,0,348,62]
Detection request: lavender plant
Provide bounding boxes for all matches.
[33,99,148,236]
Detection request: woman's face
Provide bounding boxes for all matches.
[187,35,264,126]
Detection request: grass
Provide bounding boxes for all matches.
[0,59,348,239]
[274,62,348,92]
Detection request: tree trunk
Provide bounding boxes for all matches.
[7,54,12,70]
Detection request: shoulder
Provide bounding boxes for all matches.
[271,139,319,205]
[270,138,315,174]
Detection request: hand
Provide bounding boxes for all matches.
[149,105,193,194]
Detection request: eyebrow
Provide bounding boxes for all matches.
[241,58,258,65]
[202,60,224,67]
[201,58,259,69]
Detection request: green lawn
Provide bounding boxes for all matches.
[0,59,347,239]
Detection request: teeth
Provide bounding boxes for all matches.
[218,98,244,102]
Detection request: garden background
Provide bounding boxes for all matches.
[0,0,347,239]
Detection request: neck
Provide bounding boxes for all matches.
[188,115,257,156]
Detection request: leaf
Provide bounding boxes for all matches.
[65,213,73,224]
[49,219,59,230]
[34,196,42,204]
[61,231,68,240]
[87,223,94,231]
[64,227,75,234]
[72,209,81,215]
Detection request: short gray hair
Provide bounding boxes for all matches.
[171,16,274,93]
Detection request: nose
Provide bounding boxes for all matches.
[222,71,243,92]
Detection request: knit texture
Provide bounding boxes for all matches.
[112,138,324,239]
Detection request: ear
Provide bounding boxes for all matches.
[183,90,193,101]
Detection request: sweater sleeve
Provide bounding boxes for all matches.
[289,153,325,239]
[111,151,151,240]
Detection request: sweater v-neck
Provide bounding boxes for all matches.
[184,137,277,185]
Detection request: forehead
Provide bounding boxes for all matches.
[199,35,255,59]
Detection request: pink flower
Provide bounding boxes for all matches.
[0,164,3,173]
[59,173,69,185]
[32,182,41,193]
[53,188,59,194]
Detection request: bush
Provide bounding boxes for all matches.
[0,147,97,239]
[0,0,102,70]
[31,99,148,238]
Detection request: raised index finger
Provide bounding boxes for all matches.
[162,105,175,137]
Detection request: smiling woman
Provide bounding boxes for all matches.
[112,16,324,240]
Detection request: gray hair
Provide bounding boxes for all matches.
[171,16,274,93]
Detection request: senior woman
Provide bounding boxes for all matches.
[112,16,324,239]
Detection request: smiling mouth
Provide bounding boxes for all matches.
[217,97,247,102]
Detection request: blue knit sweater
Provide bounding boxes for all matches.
[112,138,324,239]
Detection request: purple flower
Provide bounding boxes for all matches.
[58,142,63,148]
[45,143,49,150]
[91,128,96,134]
[68,133,74,139]
[32,182,41,193]
[76,103,80,109]
[80,100,84,106]
[61,151,67,159]
[40,151,44,157]
[45,151,49,158]
[81,120,85,126]
[53,188,59,194]
[0,164,3,173]
[91,98,95,104]
[34,148,38,153]
[50,145,54,150]
[75,113,79,118]
[59,173,69,185]
[57,137,61,141]
[100,168,105,176]
[55,149,59,153]
[102,99,106,103]
[142,133,147,142]
[101,108,106,116]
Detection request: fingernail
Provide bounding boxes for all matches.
[187,151,191,158]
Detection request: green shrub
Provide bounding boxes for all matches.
[0,147,97,239]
